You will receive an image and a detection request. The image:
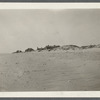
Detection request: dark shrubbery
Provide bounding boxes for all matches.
[37,45,60,51]
[13,50,22,53]
[45,45,60,50]
[88,45,96,48]
[37,47,44,52]
[81,45,96,49]
[25,48,34,52]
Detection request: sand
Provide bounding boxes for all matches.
[0,48,100,91]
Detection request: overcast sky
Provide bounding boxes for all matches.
[0,9,100,53]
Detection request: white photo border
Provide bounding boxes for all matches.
[0,3,100,97]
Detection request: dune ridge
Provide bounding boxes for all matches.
[13,44,100,53]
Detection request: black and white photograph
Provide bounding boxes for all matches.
[1,4,100,92]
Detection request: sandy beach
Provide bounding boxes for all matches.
[0,48,100,91]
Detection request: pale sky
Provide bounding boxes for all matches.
[0,9,100,53]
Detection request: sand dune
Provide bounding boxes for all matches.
[0,48,100,91]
